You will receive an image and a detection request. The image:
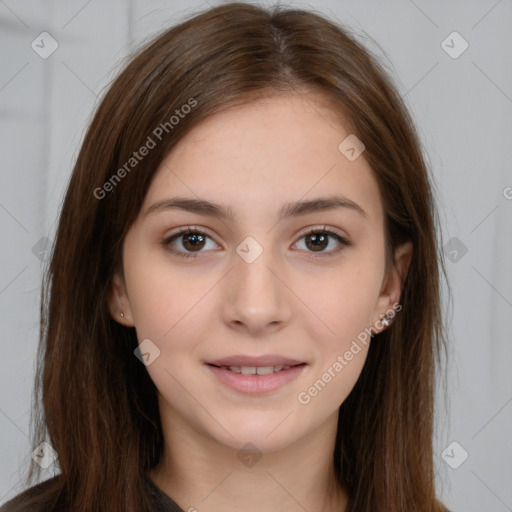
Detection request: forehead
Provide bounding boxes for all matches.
[142,94,383,226]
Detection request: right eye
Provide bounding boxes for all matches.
[162,226,218,259]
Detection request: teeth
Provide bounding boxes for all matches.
[256,366,274,375]
[220,365,294,374]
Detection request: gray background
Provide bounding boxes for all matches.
[1,1,511,510]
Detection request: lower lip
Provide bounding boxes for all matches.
[205,364,307,395]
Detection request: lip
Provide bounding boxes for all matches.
[205,363,308,395]
[206,354,306,367]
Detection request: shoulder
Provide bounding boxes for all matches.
[0,476,64,512]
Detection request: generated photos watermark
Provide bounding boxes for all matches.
[297,302,402,405]
[93,97,198,200]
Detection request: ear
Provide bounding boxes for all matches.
[372,240,413,334]
[107,269,135,327]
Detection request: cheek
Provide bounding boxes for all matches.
[127,274,174,340]
[123,238,204,338]
[300,256,384,344]
[298,288,373,411]
[295,255,381,404]
[124,254,220,383]
[124,246,180,346]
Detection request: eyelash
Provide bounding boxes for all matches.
[161,225,351,260]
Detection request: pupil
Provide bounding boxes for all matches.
[307,233,327,251]
[184,233,204,250]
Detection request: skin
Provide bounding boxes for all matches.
[108,92,412,512]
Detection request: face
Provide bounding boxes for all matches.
[108,93,412,453]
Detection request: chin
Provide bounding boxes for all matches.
[205,417,303,454]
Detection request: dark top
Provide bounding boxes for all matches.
[146,476,185,512]
[0,474,185,512]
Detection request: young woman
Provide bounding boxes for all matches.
[1,2,450,511]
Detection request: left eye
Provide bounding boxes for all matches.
[162,226,350,259]
[294,228,350,255]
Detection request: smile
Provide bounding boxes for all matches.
[216,364,294,375]
[205,363,307,394]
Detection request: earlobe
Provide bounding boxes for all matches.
[107,271,134,326]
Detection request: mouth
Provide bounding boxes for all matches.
[206,362,306,375]
[204,362,308,395]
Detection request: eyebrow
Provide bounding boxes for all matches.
[143,194,368,222]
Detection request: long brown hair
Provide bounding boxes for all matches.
[3,3,450,511]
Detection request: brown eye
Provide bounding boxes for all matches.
[305,232,329,251]
[163,227,216,259]
[163,226,350,260]
[181,232,206,251]
[295,228,350,256]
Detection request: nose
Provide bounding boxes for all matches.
[221,241,292,335]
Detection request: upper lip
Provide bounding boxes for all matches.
[206,355,306,367]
